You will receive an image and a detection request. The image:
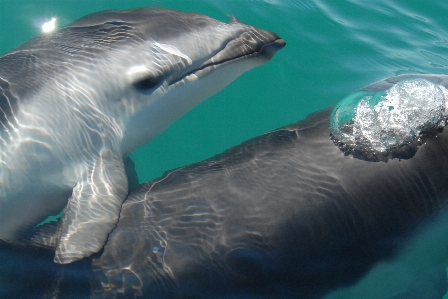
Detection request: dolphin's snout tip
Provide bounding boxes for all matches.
[260,37,286,58]
[247,26,286,58]
[273,38,286,50]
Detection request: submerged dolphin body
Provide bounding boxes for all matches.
[3,74,448,298]
[0,8,285,263]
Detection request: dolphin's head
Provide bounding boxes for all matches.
[0,8,284,264]
[60,8,285,154]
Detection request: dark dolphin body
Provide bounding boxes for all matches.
[2,75,448,298]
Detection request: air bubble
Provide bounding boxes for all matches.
[330,78,448,157]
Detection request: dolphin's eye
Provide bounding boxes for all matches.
[133,76,160,93]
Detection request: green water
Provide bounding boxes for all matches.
[1,0,448,297]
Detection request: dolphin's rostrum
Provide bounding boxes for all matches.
[0,8,285,264]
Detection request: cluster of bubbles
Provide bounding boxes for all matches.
[330,78,448,157]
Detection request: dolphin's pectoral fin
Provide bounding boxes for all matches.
[54,154,128,264]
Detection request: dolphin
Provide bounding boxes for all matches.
[0,8,285,264]
[3,74,448,298]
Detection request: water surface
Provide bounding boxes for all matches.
[1,0,448,297]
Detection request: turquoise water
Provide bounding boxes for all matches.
[1,0,448,297]
[2,1,448,182]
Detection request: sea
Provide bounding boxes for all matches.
[1,0,448,298]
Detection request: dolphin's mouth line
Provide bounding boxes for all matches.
[169,38,285,86]
[198,38,285,72]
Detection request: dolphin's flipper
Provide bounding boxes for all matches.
[54,153,128,264]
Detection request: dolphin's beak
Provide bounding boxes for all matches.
[258,34,286,59]
[169,26,285,86]
[197,27,285,70]
[226,16,286,59]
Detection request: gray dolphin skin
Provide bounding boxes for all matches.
[4,74,448,298]
[0,8,285,264]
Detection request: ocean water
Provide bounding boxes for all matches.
[1,0,448,297]
[2,1,448,182]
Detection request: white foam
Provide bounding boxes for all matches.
[332,78,448,153]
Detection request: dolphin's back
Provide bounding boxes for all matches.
[0,21,132,93]
[3,103,448,298]
[91,107,448,298]
[0,9,189,110]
